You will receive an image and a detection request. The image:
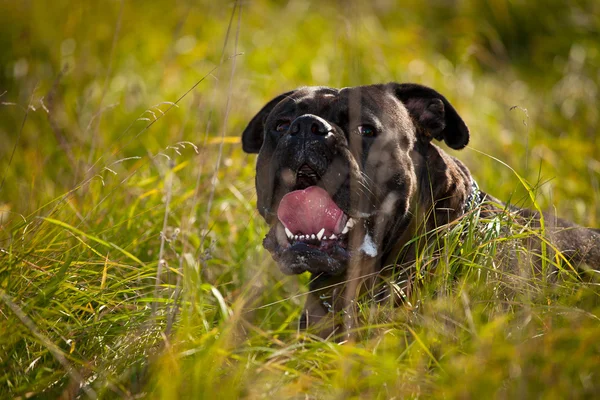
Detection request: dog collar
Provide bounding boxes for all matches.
[463,178,484,214]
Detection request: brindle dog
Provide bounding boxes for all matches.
[242,83,600,339]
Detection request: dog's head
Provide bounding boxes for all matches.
[242,83,469,276]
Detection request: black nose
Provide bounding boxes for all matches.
[290,114,332,136]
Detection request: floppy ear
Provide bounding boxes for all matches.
[242,91,297,153]
[389,83,469,150]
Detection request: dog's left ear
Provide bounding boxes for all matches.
[242,90,297,153]
[389,83,469,150]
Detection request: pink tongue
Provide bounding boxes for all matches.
[277,186,346,235]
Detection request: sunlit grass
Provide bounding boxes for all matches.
[1,0,599,398]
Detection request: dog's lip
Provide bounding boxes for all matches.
[272,214,358,273]
[275,242,350,276]
[265,221,351,276]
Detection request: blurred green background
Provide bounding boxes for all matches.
[0,0,599,398]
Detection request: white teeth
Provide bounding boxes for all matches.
[316,228,325,240]
[285,227,294,239]
[341,218,355,235]
[288,227,347,242]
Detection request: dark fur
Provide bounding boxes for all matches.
[242,83,600,339]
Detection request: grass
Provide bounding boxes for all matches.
[1,0,599,398]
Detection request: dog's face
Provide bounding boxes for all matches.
[242,83,469,277]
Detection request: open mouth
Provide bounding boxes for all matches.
[263,163,368,276]
[276,165,356,254]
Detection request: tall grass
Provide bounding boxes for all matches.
[0,0,599,398]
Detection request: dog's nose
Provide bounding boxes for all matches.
[290,114,332,136]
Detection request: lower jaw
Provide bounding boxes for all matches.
[262,215,365,275]
[263,230,350,276]
[276,246,349,276]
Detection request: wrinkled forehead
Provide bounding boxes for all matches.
[270,86,404,122]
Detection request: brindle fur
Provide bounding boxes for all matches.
[242,83,600,339]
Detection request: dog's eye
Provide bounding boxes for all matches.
[276,120,291,132]
[357,125,376,137]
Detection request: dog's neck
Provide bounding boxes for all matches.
[380,141,475,268]
[416,142,472,226]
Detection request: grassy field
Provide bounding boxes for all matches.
[1,0,599,398]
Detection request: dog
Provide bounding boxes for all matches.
[241,83,600,339]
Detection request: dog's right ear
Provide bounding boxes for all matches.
[242,91,297,153]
